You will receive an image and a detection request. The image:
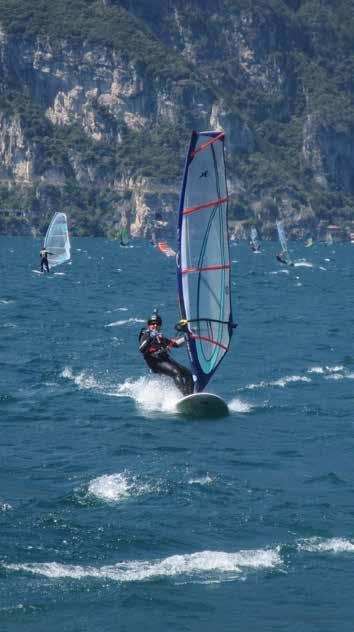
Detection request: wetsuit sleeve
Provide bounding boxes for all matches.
[139,332,151,354]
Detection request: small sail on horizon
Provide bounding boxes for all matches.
[176,130,235,393]
[250,227,261,252]
[120,226,129,246]
[325,232,333,246]
[276,220,292,264]
[44,212,71,268]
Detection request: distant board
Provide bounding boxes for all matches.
[176,393,229,419]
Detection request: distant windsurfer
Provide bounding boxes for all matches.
[40,248,53,273]
[251,242,260,253]
[139,312,194,396]
[276,251,288,264]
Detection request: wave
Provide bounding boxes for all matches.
[297,537,354,554]
[61,367,106,392]
[294,261,313,268]
[188,474,214,486]
[307,365,344,375]
[228,398,253,413]
[3,546,281,584]
[0,502,12,512]
[244,375,311,390]
[306,365,354,381]
[116,376,181,413]
[0,322,17,329]
[106,307,129,314]
[105,317,145,327]
[87,472,153,503]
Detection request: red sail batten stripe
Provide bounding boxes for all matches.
[190,334,228,351]
[183,196,228,216]
[182,264,230,275]
[191,132,225,158]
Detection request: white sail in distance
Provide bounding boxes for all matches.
[44,212,71,268]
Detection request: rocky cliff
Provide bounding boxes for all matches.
[0,0,353,239]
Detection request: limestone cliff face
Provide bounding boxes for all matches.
[0,112,34,182]
[0,2,353,238]
[303,113,354,195]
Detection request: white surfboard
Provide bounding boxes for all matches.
[176,393,229,419]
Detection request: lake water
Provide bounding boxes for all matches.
[1,236,354,631]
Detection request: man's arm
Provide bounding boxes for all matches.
[139,331,151,353]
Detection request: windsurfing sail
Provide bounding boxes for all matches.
[276,220,287,253]
[44,212,71,268]
[157,241,176,257]
[120,226,129,246]
[177,130,235,393]
[276,219,293,264]
[325,232,333,246]
[250,227,261,252]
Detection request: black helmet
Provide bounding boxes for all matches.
[148,311,162,326]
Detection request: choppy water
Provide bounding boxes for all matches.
[1,236,354,631]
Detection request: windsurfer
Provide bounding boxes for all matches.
[276,251,288,265]
[40,248,53,273]
[139,312,194,396]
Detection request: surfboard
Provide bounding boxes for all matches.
[176,393,229,418]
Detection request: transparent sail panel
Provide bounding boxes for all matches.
[177,131,233,392]
[44,213,71,268]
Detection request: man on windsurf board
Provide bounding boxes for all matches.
[40,248,53,273]
[139,312,194,396]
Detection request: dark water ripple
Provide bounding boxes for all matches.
[1,237,354,631]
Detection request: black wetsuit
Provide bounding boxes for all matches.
[276,254,288,265]
[40,250,50,273]
[139,329,194,396]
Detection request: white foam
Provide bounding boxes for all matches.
[0,502,12,512]
[243,380,268,390]
[3,547,281,583]
[0,299,13,305]
[116,376,180,413]
[188,474,214,486]
[269,375,311,388]
[294,261,313,268]
[228,398,252,413]
[106,317,145,327]
[244,375,311,389]
[106,307,129,314]
[270,269,289,275]
[298,537,354,554]
[61,367,103,391]
[307,365,344,376]
[88,473,131,502]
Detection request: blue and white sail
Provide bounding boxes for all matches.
[44,212,71,268]
[177,130,235,393]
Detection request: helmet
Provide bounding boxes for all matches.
[147,311,162,326]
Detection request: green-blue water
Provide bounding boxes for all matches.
[1,236,354,631]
